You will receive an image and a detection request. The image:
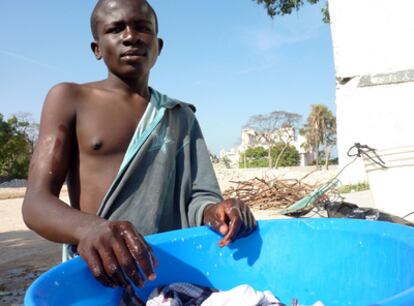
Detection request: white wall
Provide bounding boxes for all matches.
[330,0,414,77]
[329,0,414,184]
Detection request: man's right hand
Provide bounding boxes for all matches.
[77,220,157,288]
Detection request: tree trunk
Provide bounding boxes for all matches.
[274,143,288,168]
[314,148,320,169]
[268,147,272,168]
[324,145,333,170]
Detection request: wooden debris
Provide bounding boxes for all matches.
[222,176,321,210]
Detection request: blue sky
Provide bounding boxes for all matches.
[0,0,335,154]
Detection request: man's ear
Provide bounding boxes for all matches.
[157,38,164,55]
[91,42,102,60]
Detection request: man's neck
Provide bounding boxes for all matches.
[105,73,150,100]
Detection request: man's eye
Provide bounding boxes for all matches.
[107,26,122,33]
[136,25,153,33]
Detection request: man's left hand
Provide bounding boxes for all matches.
[202,198,256,247]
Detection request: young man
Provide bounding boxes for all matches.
[22,0,256,290]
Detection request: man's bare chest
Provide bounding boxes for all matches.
[75,101,144,156]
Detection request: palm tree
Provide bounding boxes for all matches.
[301,104,336,169]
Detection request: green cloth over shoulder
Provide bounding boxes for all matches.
[96,88,223,235]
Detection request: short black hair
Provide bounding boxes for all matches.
[90,0,159,40]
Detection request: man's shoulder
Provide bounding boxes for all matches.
[45,82,85,103]
[44,81,108,110]
[48,81,103,98]
[150,88,196,112]
[42,82,105,118]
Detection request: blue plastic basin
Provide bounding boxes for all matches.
[25,219,414,305]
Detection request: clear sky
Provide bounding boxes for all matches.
[0,0,335,155]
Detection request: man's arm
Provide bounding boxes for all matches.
[22,83,156,289]
[185,115,256,246]
[23,83,86,243]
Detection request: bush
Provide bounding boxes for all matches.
[0,114,33,179]
[271,143,301,167]
[239,144,300,168]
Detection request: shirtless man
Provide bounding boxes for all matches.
[22,0,256,290]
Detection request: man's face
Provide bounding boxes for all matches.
[92,0,162,79]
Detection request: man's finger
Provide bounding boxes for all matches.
[84,248,116,288]
[219,208,242,247]
[144,243,158,269]
[247,209,257,229]
[113,240,145,287]
[237,201,256,232]
[205,206,228,235]
[99,248,129,288]
[241,206,256,233]
[124,233,156,281]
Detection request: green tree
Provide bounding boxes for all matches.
[241,147,268,168]
[271,143,301,167]
[14,112,40,154]
[0,113,35,179]
[322,114,336,169]
[300,104,336,170]
[244,111,301,168]
[254,0,330,23]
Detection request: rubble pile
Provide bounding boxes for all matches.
[222,175,322,210]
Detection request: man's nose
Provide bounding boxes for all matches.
[122,27,141,45]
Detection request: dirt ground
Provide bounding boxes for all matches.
[0,167,338,305]
[0,193,67,305]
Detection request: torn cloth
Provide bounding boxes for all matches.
[96,88,223,235]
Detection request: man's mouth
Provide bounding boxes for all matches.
[121,49,147,58]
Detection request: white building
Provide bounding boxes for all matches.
[329,0,414,218]
[220,127,315,167]
[329,0,414,184]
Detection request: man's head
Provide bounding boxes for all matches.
[90,0,163,79]
[90,0,159,40]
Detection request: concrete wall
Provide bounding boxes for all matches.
[329,0,414,184]
[213,164,338,192]
[330,0,414,77]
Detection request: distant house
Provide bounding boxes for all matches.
[220,127,315,168]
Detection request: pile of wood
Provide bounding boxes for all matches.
[222,176,319,210]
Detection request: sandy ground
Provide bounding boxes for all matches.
[0,166,343,305]
[0,192,69,305]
